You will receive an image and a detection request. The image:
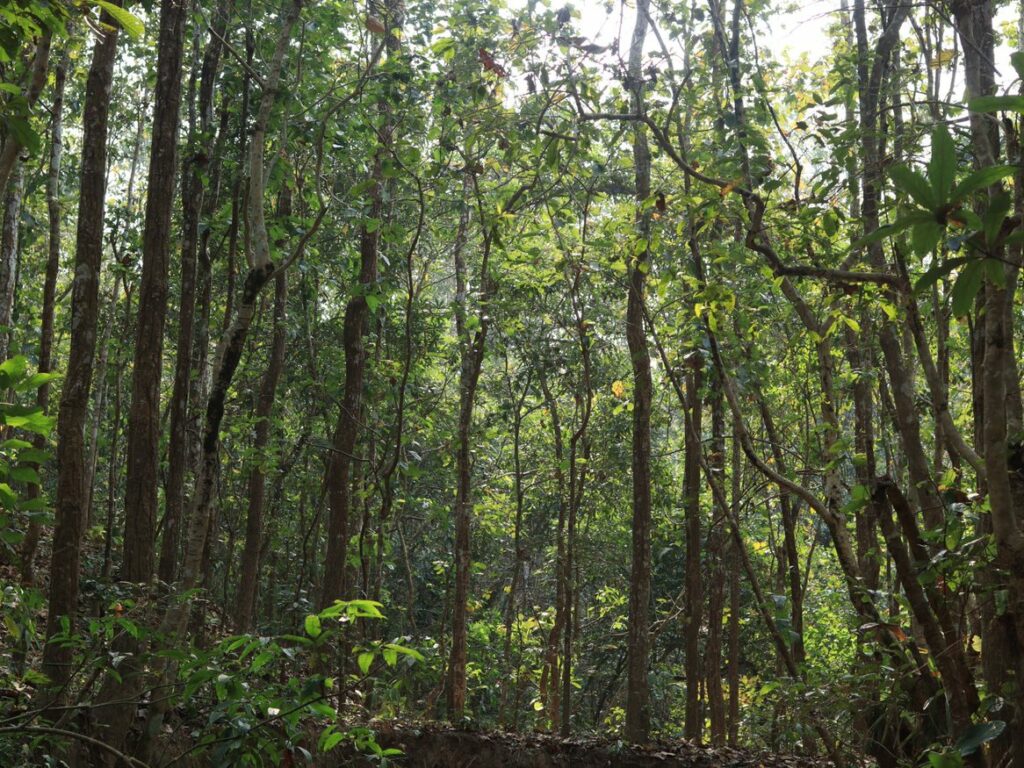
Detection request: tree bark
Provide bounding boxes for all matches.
[160,0,231,583]
[19,42,68,584]
[236,265,288,630]
[624,0,652,744]
[683,364,703,742]
[0,163,23,362]
[42,6,121,690]
[321,0,402,610]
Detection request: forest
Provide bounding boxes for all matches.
[0,0,1023,765]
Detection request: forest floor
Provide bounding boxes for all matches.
[330,722,834,767]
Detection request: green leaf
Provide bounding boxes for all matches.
[3,118,39,155]
[304,614,322,638]
[967,95,1024,113]
[357,651,374,675]
[0,356,28,386]
[850,213,930,250]
[890,165,935,209]
[984,258,1006,288]
[93,1,145,40]
[951,260,984,317]
[912,220,945,257]
[13,372,58,393]
[982,191,1011,245]
[950,166,1016,202]
[321,731,345,752]
[929,125,956,203]
[928,751,963,768]
[0,410,54,436]
[956,720,1005,756]
[1012,52,1024,82]
[914,256,970,294]
[9,466,38,484]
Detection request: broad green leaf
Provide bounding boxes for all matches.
[304,614,322,638]
[3,118,39,154]
[9,466,38,484]
[982,191,1011,245]
[384,642,424,661]
[912,220,945,257]
[929,125,956,203]
[950,166,1016,202]
[1002,229,1024,247]
[850,213,931,250]
[951,260,984,317]
[13,371,58,393]
[321,731,345,752]
[914,256,969,295]
[357,651,374,675]
[1011,51,1024,82]
[956,720,1005,756]
[93,1,144,40]
[983,258,1006,289]
[890,165,935,209]
[928,751,963,768]
[967,95,1024,113]
[0,355,28,385]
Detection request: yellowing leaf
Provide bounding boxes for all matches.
[611,380,626,398]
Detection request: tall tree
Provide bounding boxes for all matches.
[624,0,653,744]
[321,0,404,608]
[122,0,187,585]
[42,5,122,689]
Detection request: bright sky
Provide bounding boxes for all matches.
[567,0,1021,92]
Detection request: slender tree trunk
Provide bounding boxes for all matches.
[951,1,1024,761]
[706,376,727,746]
[539,375,566,732]
[561,267,594,737]
[161,0,230,583]
[683,363,703,742]
[122,0,187,585]
[321,0,402,609]
[0,164,23,361]
[727,412,742,746]
[500,369,531,729]
[624,0,652,743]
[236,266,288,630]
[446,172,499,717]
[42,7,121,689]
[84,288,116,529]
[20,42,68,583]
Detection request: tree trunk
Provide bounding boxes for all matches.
[19,42,68,584]
[624,0,652,744]
[0,163,23,362]
[160,0,230,583]
[321,0,402,610]
[706,376,727,746]
[121,0,187,585]
[42,6,121,690]
[445,204,492,717]
[236,266,288,630]
[683,364,703,742]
